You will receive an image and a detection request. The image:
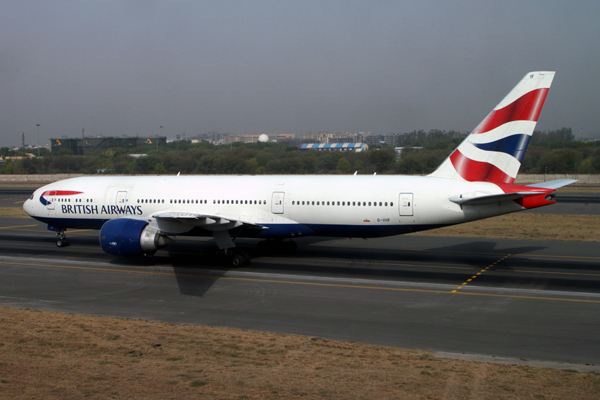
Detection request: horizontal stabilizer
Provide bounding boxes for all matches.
[527,179,578,189]
[449,191,542,206]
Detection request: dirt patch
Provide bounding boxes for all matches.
[411,214,600,242]
[0,307,598,399]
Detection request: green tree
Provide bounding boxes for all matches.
[536,148,582,173]
[367,148,395,173]
[152,162,168,174]
[2,161,14,174]
[336,157,352,174]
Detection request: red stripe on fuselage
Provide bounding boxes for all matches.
[42,190,83,197]
[472,88,549,134]
[449,150,515,184]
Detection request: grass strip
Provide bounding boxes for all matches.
[0,306,598,399]
[413,214,600,242]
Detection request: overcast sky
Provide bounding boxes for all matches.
[1,1,599,148]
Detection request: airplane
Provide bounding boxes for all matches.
[23,71,575,266]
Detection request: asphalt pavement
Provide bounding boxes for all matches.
[0,217,599,367]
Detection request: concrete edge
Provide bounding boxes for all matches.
[435,351,600,372]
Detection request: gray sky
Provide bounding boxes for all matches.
[1,1,599,148]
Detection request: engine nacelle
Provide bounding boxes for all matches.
[100,218,172,256]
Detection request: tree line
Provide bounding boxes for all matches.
[2,128,599,175]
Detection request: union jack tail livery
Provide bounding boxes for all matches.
[430,71,555,183]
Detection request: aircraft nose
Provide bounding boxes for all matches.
[23,193,35,216]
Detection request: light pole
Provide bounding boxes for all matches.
[158,126,163,151]
[36,124,41,156]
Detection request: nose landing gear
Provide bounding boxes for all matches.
[56,228,69,247]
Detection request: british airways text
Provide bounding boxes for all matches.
[61,204,143,215]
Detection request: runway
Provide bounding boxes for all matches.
[0,217,599,366]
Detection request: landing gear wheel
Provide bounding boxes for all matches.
[231,253,245,267]
[55,228,69,247]
[228,250,250,267]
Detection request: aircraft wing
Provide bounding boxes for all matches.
[152,212,267,232]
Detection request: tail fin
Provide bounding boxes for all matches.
[430,71,555,183]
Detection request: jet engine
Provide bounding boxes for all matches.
[99,218,172,256]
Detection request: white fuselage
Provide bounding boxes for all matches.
[24,175,525,239]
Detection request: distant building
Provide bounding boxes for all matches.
[385,133,401,147]
[50,136,167,155]
[299,143,368,152]
[274,133,295,143]
[362,134,384,146]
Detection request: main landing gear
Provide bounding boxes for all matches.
[56,228,69,247]
[227,249,251,267]
[212,230,251,267]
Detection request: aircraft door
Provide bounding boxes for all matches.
[271,192,285,214]
[46,190,56,210]
[116,191,128,206]
[399,193,413,216]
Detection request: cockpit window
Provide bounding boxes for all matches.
[30,194,34,200]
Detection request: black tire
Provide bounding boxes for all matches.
[231,253,245,267]
[56,239,66,247]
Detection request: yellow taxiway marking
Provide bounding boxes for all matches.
[13,200,25,204]
[453,254,511,293]
[0,224,37,230]
[0,228,96,236]
[1,260,600,304]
